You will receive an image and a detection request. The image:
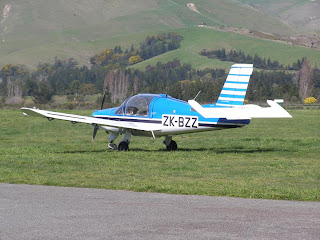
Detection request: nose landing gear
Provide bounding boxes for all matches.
[108,142,117,150]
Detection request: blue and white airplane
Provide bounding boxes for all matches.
[21,64,292,151]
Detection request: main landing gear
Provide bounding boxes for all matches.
[118,141,129,151]
[108,131,131,151]
[163,136,177,151]
[107,132,177,151]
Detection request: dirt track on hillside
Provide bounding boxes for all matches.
[187,2,320,50]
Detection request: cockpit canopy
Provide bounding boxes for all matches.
[114,94,159,117]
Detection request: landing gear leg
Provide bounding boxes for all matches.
[118,130,131,151]
[163,136,177,151]
[108,132,118,150]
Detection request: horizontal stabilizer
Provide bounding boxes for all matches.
[188,100,292,119]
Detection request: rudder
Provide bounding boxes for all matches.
[216,64,253,107]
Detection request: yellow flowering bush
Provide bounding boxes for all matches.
[304,97,317,104]
[129,55,143,65]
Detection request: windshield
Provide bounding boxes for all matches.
[114,98,128,115]
[114,94,158,116]
[125,95,156,116]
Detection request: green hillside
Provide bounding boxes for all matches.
[0,0,297,68]
[133,27,320,70]
[238,0,320,32]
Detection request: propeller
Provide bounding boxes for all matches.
[92,124,99,142]
[100,87,108,110]
[92,87,108,142]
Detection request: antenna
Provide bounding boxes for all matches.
[194,90,201,100]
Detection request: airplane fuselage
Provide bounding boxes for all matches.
[91,94,250,138]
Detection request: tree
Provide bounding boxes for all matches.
[70,80,81,95]
[26,63,54,104]
[80,83,97,95]
[299,59,314,100]
[28,79,54,104]
[104,69,129,103]
[1,64,29,104]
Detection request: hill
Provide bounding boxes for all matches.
[238,0,320,32]
[0,0,304,68]
[133,27,320,70]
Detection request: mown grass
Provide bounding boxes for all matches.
[0,109,319,201]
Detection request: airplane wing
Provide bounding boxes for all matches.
[20,107,162,131]
[188,100,292,120]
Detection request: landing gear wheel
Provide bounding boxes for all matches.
[166,140,177,151]
[118,141,129,151]
[108,143,117,150]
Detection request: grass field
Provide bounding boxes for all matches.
[0,109,319,201]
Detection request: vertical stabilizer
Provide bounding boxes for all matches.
[216,64,253,107]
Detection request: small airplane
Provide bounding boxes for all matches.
[21,64,292,151]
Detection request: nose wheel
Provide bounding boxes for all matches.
[108,142,117,150]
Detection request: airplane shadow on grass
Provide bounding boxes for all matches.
[56,146,294,154]
[179,148,292,154]
[56,149,107,154]
[121,147,293,154]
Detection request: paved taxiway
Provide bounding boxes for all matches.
[1,183,319,239]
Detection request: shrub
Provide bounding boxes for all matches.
[129,55,143,65]
[304,97,317,104]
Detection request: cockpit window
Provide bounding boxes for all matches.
[114,99,128,115]
[114,94,158,117]
[125,95,155,116]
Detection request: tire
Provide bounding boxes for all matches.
[118,141,129,151]
[166,140,177,151]
[108,143,117,150]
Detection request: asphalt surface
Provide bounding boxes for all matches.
[0,184,319,240]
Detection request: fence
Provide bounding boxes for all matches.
[284,104,320,110]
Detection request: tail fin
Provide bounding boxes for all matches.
[216,64,253,107]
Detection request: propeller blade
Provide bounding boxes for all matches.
[92,125,98,142]
[100,88,107,110]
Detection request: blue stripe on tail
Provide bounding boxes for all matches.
[216,64,253,107]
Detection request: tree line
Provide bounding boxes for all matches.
[90,32,181,68]
[0,34,319,107]
[200,48,305,71]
